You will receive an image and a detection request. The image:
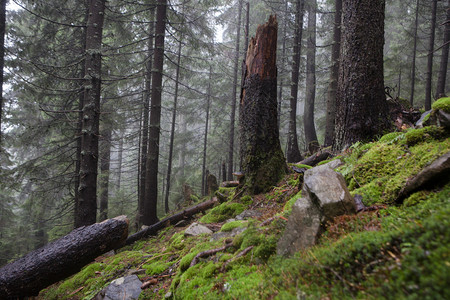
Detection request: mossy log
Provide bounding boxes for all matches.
[239,15,287,194]
[0,216,129,298]
[126,197,218,245]
[297,150,333,167]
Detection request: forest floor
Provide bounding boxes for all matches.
[39,125,450,299]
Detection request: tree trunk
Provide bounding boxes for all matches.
[116,129,124,191]
[222,160,226,183]
[324,0,342,146]
[201,66,212,197]
[303,0,319,153]
[409,0,420,107]
[277,0,288,131]
[239,15,287,194]
[286,0,305,163]
[228,0,243,180]
[0,216,129,298]
[165,27,183,213]
[436,0,449,98]
[144,0,167,226]
[99,126,112,221]
[0,0,5,148]
[425,0,438,110]
[76,0,106,228]
[333,0,389,150]
[126,199,216,245]
[138,6,155,227]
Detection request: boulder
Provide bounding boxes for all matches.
[236,210,262,220]
[184,223,213,236]
[98,275,142,300]
[277,165,356,256]
[415,110,432,128]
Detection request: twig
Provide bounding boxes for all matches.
[220,246,254,272]
[189,242,233,268]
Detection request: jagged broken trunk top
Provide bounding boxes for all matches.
[239,16,287,194]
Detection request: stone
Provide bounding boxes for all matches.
[236,210,262,220]
[276,198,321,256]
[100,275,142,300]
[277,165,356,256]
[321,159,344,170]
[415,110,432,128]
[184,223,213,236]
[435,109,450,129]
[210,226,246,242]
[303,164,356,221]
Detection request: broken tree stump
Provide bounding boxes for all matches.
[126,197,218,245]
[239,15,287,194]
[0,216,129,298]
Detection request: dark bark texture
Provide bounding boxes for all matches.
[239,16,287,194]
[144,0,167,226]
[76,0,106,227]
[409,0,420,107]
[425,0,437,110]
[324,0,342,146]
[333,0,390,150]
[99,127,111,221]
[0,216,129,298]
[435,0,449,98]
[0,0,5,147]
[286,0,305,163]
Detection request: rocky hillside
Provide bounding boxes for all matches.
[39,98,450,299]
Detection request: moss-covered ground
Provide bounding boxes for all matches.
[39,126,449,299]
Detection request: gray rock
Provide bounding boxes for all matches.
[415,110,432,128]
[184,222,213,236]
[277,165,356,256]
[236,210,262,220]
[102,275,142,300]
[321,159,344,170]
[210,226,246,242]
[303,165,356,221]
[276,198,321,256]
[435,109,450,129]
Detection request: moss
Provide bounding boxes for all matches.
[282,191,301,216]
[432,96,450,113]
[403,190,431,207]
[199,202,245,223]
[190,194,200,203]
[169,232,186,250]
[179,252,197,272]
[378,131,406,144]
[221,220,247,232]
[142,261,171,275]
[291,163,313,169]
[405,126,444,146]
[240,195,253,205]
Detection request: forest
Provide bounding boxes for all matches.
[0,0,449,299]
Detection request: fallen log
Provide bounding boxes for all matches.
[0,216,129,299]
[221,180,239,188]
[297,150,333,167]
[126,197,218,245]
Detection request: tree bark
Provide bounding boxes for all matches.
[324,0,342,147]
[425,0,437,110]
[99,126,112,221]
[138,6,155,228]
[286,0,305,162]
[277,0,288,131]
[76,0,106,227]
[201,66,212,196]
[0,216,129,298]
[126,198,217,245]
[304,0,319,153]
[0,0,5,148]
[228,0,243,181]
[333,0,390,151]
[239,15,287,194]
[144,0,167,226]
[409,0,420,107]
[435,0,449,98]
[165,25,183,213]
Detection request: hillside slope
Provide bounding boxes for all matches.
[40,125,450,299]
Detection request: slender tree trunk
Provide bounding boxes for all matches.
[410,0,420,107]
[286,0,305,163]
[222,161,226,183]
[0,0,5,148]
[240,16,287,194]
[99,126,111,221]
[303,0,318,153]
[324,0,342,147]
[425,0,438,110]
[228,0,243,180]
[164,29,183,213]
[277,0,288,131]
[76,0,106,228]
[138,6,155,227]
[436,0,450,98]
[116,129,124,191]
[201,66,212,197]
[144,0,167,226]
[333,0,389,150]
[178,115,186,179]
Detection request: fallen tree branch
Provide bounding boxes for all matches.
[126,198,218,245]
[297,151,333,167]
[0,216,129,298]
[221,246,254,272]
[190,241,233,268]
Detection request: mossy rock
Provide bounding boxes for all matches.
[432,96,450,113]
[405,126,444,146]
[199,202,245,223]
